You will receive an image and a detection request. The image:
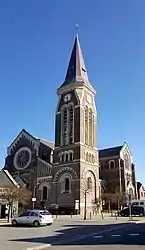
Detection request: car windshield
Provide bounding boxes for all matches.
[40,211,50,215]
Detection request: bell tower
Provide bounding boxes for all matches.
[52,34,99,215]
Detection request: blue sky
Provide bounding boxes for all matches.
[0,1,145,183]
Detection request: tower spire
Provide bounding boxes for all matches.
[61,32,89,87]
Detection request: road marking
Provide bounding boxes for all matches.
[21,244,51,250]
[111,234,121,237]
[94,235,103,238]
[129,233,140,236]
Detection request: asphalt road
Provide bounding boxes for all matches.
[48,222,145,250]
[0,218,145,250]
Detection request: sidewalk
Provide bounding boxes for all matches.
[1,214,145,226]
[0,218,11,225]
[52,213,145,224]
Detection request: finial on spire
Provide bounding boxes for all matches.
[75,24,79,36]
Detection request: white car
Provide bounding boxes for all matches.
[12,210,53,227]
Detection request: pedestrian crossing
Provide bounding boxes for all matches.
[93,232,141,239]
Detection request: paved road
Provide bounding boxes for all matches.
[47,222,145,250]
[0,217,145,250]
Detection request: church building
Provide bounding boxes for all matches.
[4,34,100,214]
[99,143,137,202]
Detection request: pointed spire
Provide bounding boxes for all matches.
[61,34,89,87]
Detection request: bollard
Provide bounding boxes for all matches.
[71,212,73,218]
[90,212,92,219]
[101,211,104,220]
[115,212,117,220]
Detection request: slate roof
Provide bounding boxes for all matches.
[99,145,123,158]
[60,34,90,88]
[137,181,142,190]
[0,169,19,188]
[39,139,54,149]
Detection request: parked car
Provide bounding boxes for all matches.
[119,206,144,217]
[11,210,53,227]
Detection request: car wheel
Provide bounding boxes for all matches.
[47,223,52,226]
[33,220,40,227]
[12,220,17,227]
[139,213,143,217]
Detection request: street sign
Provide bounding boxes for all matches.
[75,200,79,210]
[32,198,36,202]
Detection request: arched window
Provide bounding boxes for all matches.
[69,105,74,144]
[65,178,70,192]
[42,186,48,200]
[84,106,88,145]
[88,108,93,146]
[61,175,71,193]
[61,104,74,146]
[124,153,130,170]
[87,177,92,191]
[109,160,115,169]
[62,107,68,145]
[61,154,64,163]
[65,153,69,162]
[70,151,73,161]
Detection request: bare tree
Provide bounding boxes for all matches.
[81,177,93,220]
[101,192,115,212]
[0,187,31,222]
[91,197,102,215]
[101,192,126,212]
[114,192,126,210]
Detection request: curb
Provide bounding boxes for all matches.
[21,245,51,250]
[135,220,145,224]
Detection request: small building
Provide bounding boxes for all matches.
[0,169,19,218]
[137,182,145,200]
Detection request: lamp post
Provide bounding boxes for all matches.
[84,189,89,220]
[32,179,39,210]
[32,185,36,210]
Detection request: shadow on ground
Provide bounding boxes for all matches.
[9,222,145,246]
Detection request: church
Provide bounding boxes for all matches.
[3,34,137,214]
[4,34,100,215]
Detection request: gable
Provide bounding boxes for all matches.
[120,142,133,163]
[7,129,39,156]
[7,129,54,156]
